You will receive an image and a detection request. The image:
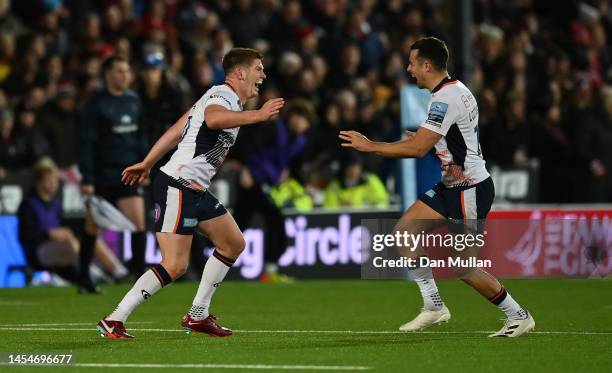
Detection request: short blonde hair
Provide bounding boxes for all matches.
[34,157,59,181]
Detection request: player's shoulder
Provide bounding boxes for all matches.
[201,84,240,109]
[431,80,472,104]
[205,84,236,98]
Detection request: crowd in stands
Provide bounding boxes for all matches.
[0,0,610,207]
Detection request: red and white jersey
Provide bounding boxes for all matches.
[160,84,242,191]
[420,77,489,187]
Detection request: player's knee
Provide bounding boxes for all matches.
[217,235,246,258]
[229,235,246,256]
[160,259,189,280]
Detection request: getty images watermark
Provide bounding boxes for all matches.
[371,229,490,269]
[361,219,492,279]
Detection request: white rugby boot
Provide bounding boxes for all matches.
[399,305,451,332]
[488,312,535,338]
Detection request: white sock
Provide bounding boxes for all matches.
[189,251,234,320]
[490,287,527,320]
[409,265,444,311]
[108,268,165,323]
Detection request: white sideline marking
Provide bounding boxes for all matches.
[0,363,370,370]
[0,301,39,306]
[0,322,155,327]
[0,327,610,335]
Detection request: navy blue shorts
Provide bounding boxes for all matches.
[419,177,495,220]
[152,172,227,235]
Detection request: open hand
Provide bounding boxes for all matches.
[339,130,373,152]
[121,162,150,186]
[257,98,285,122]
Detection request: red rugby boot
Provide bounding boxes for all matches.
[181,314,232,337]
[96,318,134,339]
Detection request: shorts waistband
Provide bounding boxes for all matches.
[160,172,205,194]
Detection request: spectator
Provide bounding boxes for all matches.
[264,0,305,55]
[17,158,80,285]
[233,99,315,282]
[0,105,49,173]
[576,86,612,202]
[0,0,25,38]
[531,102,575,203]
[0,0,610,208]
[323,151,389,209]
[17,158,129,288]
[486,91,529,168]
[78,56,148,291]
[38,83,79,169]
[136,51,186,177]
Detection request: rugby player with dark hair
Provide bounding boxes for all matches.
[96,48,284,339]
[340,37,535,338]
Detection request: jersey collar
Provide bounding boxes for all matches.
[224,82,238,94]
[431,76,457,94]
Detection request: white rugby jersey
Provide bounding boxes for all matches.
[160,84,242,191]
[420,77,490,187]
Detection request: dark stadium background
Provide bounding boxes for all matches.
[0,0,610,281]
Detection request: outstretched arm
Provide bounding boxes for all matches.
[205,98,285,130]
[339,127,442,158]
[122,110,190,185]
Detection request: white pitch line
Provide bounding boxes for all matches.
[0,363,370,371]
[0,327,610,335]
[0,322,156,327]
[238,330,612,336]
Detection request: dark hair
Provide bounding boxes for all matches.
[285,99,317,124]
[410,37,449,71]
[222,48,263,75]
[102,55,129,75]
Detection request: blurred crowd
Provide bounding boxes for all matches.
[0,0,611,206]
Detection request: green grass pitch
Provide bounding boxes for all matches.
[0,279,610,372]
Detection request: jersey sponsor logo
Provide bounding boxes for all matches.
[184,218,198,227]
[210,94,231,107]
[427,101,448,126]
[426,119,442,128]
[120,114,132,124]
[112,124,138,133]
[469,106,479,122]
[461,94,474,108]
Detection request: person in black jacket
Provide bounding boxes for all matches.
[136,52,187,179]
[575,86,612,202]
[79,56,148,292]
